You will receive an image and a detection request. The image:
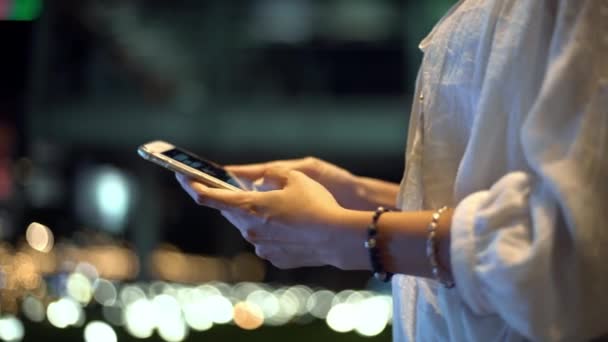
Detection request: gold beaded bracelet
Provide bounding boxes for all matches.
[426,206,455,288]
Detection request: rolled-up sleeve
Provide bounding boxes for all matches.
[450,0,608,340]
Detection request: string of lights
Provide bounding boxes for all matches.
[0,222,393,342]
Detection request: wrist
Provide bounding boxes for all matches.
[350,176,400,210]
[325,207,374,271]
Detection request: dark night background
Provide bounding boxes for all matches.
[0,1,455,341]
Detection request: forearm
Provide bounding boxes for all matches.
[330,208,454,279]
[350,176,400,210]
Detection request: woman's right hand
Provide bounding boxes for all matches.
[226,157,398,210]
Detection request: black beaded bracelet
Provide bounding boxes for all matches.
[365,206,393,282]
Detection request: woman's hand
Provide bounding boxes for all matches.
[175,168,369,270]
[226,157,397,210]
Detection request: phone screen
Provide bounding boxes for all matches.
[162,148,242,188]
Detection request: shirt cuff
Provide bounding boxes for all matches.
[450,190,493,315]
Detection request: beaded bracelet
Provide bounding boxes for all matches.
[365,206,393,282]
[426,206,455,288]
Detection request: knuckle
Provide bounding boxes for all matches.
[301,156,322,178]
[304,156,321,168]
[304,156,317,164]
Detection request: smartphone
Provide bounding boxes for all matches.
[138,140,248,191]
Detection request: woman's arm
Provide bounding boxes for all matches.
[329,208,453,279]
[176,170,451,280]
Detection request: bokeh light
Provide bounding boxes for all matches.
[93,278,118,306]
[208,282,232,298]
[157,319,188,342]
[332,289,356,306]
[21,296,45,322]
[76,167,133,234]
[95,167,131,232]
[180,288,213,332]
[345,290,367,305]
[246,289,279,322]
[47,298,83,329]
[123,298,155,338]
[75,262,100,281]
[232,282,261,300]
[148,281,172,298]
[273,288,299,324]
[326,303,356,333]
[205,294,233,324]
[25,222,54,253]
[354,296,391,337]
[306,290,335,319]
[0,315,25,342]
[0,239,393,338]
[182,302,213,332]
[233,301,264,330]
[84,321,117,342]
[286,285,312,317]
[153,294,189,342]
[66,272,93,304]
[120,285,146,306]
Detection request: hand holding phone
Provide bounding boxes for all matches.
[138,140,249,191]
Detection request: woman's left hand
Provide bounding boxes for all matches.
[175,167,366,270]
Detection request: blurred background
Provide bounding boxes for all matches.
[0,0,455,341]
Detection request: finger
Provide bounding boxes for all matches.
[176,173,246,211]
[175,173,205,202]
[191,182,252,208]
[226,158,312,180]
[262,166,291,189]
[225,163,271,180]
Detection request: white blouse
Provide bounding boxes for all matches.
[393,0,608,341]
